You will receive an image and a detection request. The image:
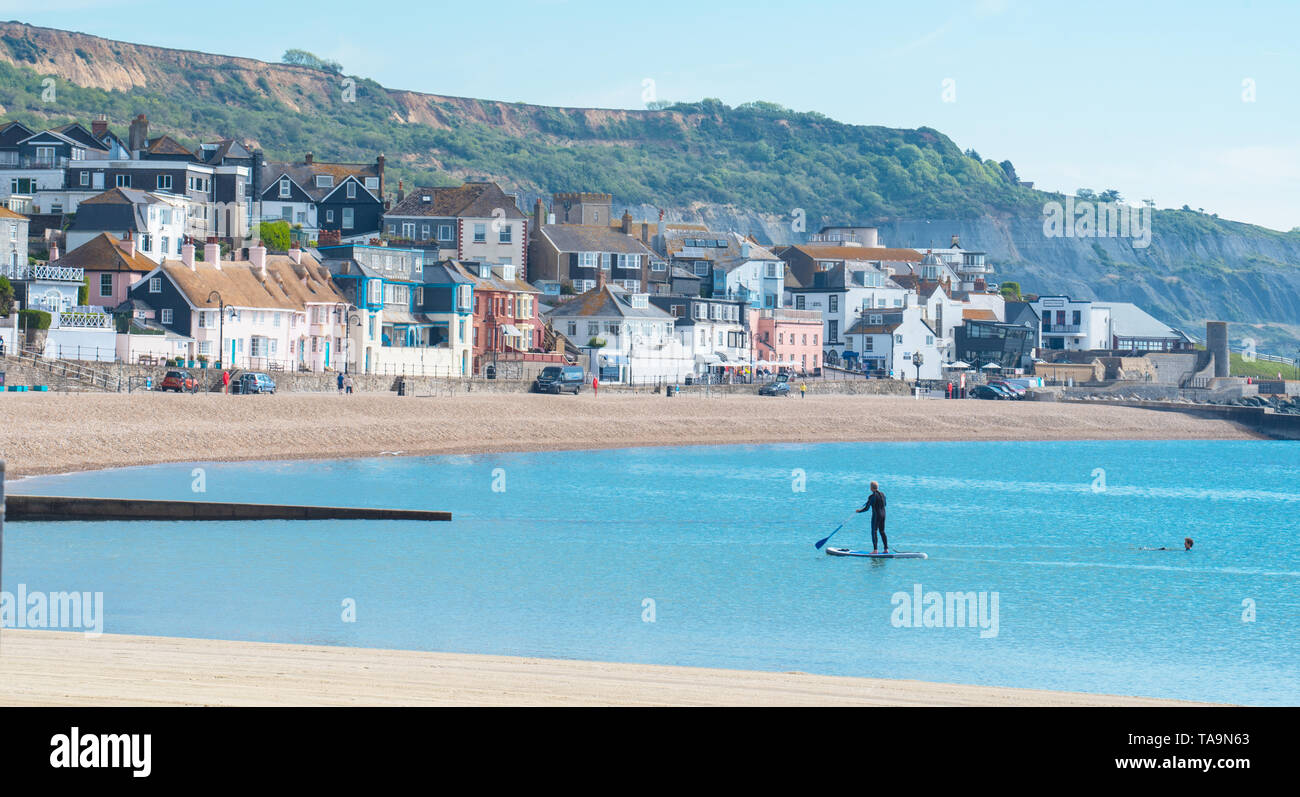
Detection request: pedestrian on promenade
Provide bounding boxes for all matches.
[222,370,230,394]
[337,372,344,393]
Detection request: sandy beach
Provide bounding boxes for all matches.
[0,630,1202,706]
[0,391,1259,478]
[0,392,1253,706]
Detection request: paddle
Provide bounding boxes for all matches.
[814,510,861,550]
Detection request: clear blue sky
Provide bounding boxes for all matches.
[9,0,1299,229]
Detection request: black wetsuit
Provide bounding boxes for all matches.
[859,490,887,551]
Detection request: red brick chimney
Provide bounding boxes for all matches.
[92,115,108,141]
[304,152,313,165]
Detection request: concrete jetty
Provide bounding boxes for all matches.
[4,494,451,522]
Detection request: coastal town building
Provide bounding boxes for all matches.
[531,220,659,296]
[843,306,941,379]
[788,262,911,359]
[754,308,823,374]
[56,231,157,307]
[953,319,1038,372]
[318,243,464,376]
[383,181,527,273]
[126,243,350,371]
[913,236,993,293]
[440,258,558,377]
[261,153,384,243]
[65,188,188,262]
[774,240,922,289]
[1031,295,1194,353]
[648,294,749,378]
[545,284,691,384]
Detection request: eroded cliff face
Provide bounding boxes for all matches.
[3,21,1297,347]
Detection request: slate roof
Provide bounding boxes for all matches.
[546,284,670,320]
[200,139,253,163]
[386,182,523,219]
[538,224,658,255]
[262,159,381,202]
[444,259,540,294]
[846,312,905,335]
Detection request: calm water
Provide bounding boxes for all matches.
[6,441,1299,705]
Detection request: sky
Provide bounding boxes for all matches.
[7,0,1299,229]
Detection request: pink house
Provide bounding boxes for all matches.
[56,232,156,308]
[755,308,823,374]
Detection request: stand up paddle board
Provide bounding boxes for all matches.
[825,547,928,559]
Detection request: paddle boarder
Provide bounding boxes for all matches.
[1141,538,1193,551]
[856,481,888,553]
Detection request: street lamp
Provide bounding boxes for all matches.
[207,290,224,370]
[338,302,357,374]
[348,310,362,375]
[912,351,924,398]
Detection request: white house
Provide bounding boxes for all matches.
[844,306,942,380]
[127,243,351,371]
[648,294,750,377]
[1031,295,1193,353]
[789,263,913,360]
[546,284,693,384]
[65,188,188,264]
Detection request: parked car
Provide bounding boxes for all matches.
[533,365,584,394]
[238,372,276,394]
[985,382,1019,400]
[970,384,1007,400]
[759,380,791,396]
[989,380,1027,399]
[159,370,198,393]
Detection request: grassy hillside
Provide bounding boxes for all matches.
[2,21,1299,353]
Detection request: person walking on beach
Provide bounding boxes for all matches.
[799,382,807,398]
[592,375,598,397]
[337,372,344,393]
[856,481,887,553]
[344,374,354,395]
[222,369,230,395]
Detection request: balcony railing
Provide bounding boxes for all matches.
[0,263,86,282]
[2,155,71,169]
[1042,323,1082,334]
[54,310,113,329]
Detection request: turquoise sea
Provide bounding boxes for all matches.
[5,440,1298,705]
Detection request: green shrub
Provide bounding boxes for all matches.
[0,276,13,316]
[19,309,52,330]
[259,220,292,252]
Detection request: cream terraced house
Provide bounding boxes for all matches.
[127,243,350,371]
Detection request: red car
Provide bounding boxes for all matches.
[160,369,198,392]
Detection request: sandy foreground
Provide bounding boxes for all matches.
[0,391,1258,478]
[0,392,1242,706]
[0,630,1201,706]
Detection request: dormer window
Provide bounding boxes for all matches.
[479,263,492,279]
[631,294,648,309]
[316,175,333,188]
[502,265,515,281]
